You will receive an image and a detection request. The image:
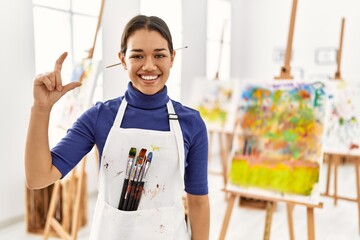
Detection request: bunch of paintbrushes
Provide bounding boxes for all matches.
[118,148,153,211]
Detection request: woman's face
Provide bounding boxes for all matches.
[120,29,175,95]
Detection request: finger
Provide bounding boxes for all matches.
[35,73,55,91]
[61,82,82,95]
[47,72,56,91]
[54,52,68,72]
[54,52,68,91]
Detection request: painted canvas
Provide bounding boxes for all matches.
[323,80,360,155]
[190,78,239,133]
[58,59,101,130]
[227,80,327,204]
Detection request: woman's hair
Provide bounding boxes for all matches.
[120,15,174,55]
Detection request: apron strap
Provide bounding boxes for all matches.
[113,98,128,127]
[167,101,185,189]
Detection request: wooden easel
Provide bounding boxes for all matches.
[220,0,324,239]
[274,0,298,80]
[322,153,360,231]
[321,17,360,233]
[43,157,87,240]
[334,17,345,81]
[219,190,323,240]
[321,18,346,205]
[207,19,233,189]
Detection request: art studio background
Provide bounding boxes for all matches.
[1,0,360,239]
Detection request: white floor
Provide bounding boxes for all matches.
[1,156,360,240]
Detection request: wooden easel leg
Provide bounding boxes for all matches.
[208,130,213,162]
[286,204,295,240]
[333,155,339,206]
[325,154,332,195]
[354,159,360,233]
[263,201,275,240]
[219,194,236,240]
[219,132,228,192]
[306,207,315,240]
[70,157,87,240]
[43,181,61,240]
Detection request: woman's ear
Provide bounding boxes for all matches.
[170,50,176,67]
[118,52,127,70]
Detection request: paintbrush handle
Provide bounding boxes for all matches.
[121,181,133,210]
[126,181,138,211]
[118,178,129,210]
[129,181,141,210]
[133,182,145,210]
[129,183,138,211]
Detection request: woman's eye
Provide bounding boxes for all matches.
[155,54,165,59]
[130,55,143,59]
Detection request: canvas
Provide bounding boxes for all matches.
[190,78,239,133]
[57,59,101,130]
[227,80,327,204]
[323,80,360,155]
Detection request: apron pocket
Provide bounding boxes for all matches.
[90,197,176,240]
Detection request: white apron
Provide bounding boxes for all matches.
[89,99,189,240]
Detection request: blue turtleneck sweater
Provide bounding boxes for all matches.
[51,82,208,195]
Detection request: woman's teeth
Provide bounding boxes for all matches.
[141,75,158,80]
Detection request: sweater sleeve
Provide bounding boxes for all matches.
[183,111,209,195]
[51,105,99,178]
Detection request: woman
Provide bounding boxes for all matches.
[25,15,209,239]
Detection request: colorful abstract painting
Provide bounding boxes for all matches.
[323,80,360,155]
[227,80,327,204]
[190,78,239,133]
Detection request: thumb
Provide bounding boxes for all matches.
[62,82,82,95]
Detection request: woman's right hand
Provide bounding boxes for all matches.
[33,52,82,110]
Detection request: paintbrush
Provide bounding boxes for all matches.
[122,148,147,211]
[117,147,137,210]
[132,152,153,210]
[126,149,148,211]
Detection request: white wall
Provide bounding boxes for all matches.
[102,0,141,100]
[230,0,360,82]
[181,0,208,105]
[0,0,34,225]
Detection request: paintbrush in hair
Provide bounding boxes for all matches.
[118,147,137,210]
[122,148,147,210]
[132,152,153,210]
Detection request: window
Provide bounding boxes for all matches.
[32,0,103,143]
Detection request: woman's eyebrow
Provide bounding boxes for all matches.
[130,49,143,52]
[130,48,167,52]
[154,48,167,52]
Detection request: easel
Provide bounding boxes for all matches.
[207,19,233,189]
[43,157,87,240]
[322,152,360,232]
[42,1,105,239]
[219,190,323,240]
[274,0,297,80]
[219,0,324,239]
[321,17,360,233]
[334,18,345,81]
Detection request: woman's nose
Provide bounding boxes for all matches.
[142,58,157,71]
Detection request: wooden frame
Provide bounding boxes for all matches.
[219,189,323,240]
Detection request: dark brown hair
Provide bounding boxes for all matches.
[120,15,174,55]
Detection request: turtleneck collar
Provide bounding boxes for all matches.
[124,82,169,110]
